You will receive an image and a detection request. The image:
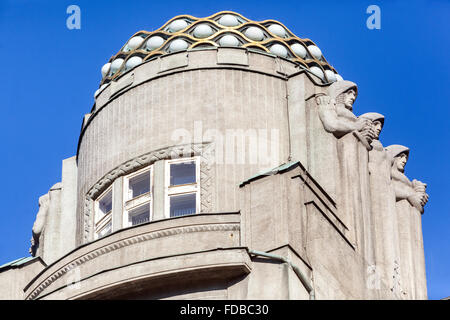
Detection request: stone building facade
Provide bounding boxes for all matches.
[0,11,428,300]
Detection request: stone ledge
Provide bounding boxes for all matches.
[35,248,251,300]
[25,213,241,300]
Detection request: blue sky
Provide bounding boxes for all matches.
[0,0,448,299]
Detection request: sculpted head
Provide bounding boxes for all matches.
[394,153,408,172]
[385,144,410,173]
[38,193,50,208]
[329,80,358,112]
[343,89,356,110]
[360,112,385,140]
[373,120,383,137]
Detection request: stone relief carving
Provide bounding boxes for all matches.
[83,142,214,242]
[385,144,428,299]
[310,77,429,299]
[360,113,403,298]
[315,80,376,145]
[314,82,418,299]
[386,145,429,212]
[318,81,376,250]
[360,112,384,150]
[30,183,63,258]
[29,194,50,257]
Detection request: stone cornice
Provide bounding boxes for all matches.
[26,221,239,300]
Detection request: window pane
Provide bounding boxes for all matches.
[129,204,150,226]
[98,221,112,238]
[170,161,196,186]
[99,190,112,214]
[129,170,150,198]
[170,193,196,217]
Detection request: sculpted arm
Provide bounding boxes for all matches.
[391,172,428,213]
[392,179,415,201]
[412,179,429,212]
[316,95,365,136]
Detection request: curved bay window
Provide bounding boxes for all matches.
[165,157,200,218]
[90,156,201,239]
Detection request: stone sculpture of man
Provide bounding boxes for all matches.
[314,82,379,297]
[387,145,428,211]
[29,193,50,257]
[315,81,376,142]
[360,113,403,298]
[385,144,429,299]
[308,80,376,210]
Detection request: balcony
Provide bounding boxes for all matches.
[24,212,248,300]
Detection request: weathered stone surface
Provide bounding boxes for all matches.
[0,258,46,300]
[386,145,428,299]
[361,113,403,299]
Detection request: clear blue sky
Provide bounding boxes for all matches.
[0,0,448,299]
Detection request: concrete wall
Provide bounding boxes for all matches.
[239,162,398,299]
[76,48,304,245]
[0,258,46,300]
[37,157,78,264]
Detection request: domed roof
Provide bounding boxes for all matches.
[97,11,342,95]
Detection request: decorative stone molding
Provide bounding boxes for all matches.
[83,142,215,242]
[27,221,239,300]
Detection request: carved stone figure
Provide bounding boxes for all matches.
[387,145,428,212]
[307,80,373,211]
[360,113,403,298]
[314,82,381,299]
[30,193,50,257]
[386,145,428,299]
[312,81,375,206]
[315,81,375,142]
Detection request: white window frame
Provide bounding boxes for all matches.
[96,218,112,239]
[94,186,113,239]
[123,165,153,228]
[164,157,200,219]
